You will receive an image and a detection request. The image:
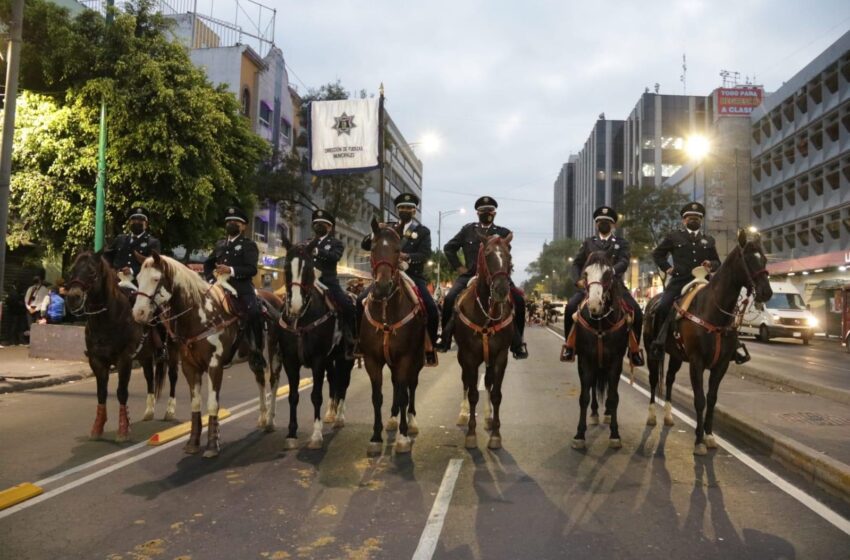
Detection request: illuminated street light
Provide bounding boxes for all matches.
[748,226,758,233]
[685,135,711,161]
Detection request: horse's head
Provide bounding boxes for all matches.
[476,232,513,303]
[284,242,316,315]
[132,251,172,324]
[583,251,615,316]
[369,217,403,299]
[65,251,107,315]
[737,229,773,304]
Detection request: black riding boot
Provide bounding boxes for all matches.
[248,317,267,372]
[650,311,673,360]
[436,317,454,352]
[510,328,528,359]
[734,340,751,364]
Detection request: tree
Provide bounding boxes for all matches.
[2,0,269,259]
[619,184,687,261]
[523,238,581,298]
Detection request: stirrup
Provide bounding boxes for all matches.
[734,344,750,365]
[512,342,528,359]
[560,343,575,363]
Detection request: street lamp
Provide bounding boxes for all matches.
[436,207,466,298]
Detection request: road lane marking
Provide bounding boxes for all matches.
[148,409,232,445]
[0,380,314,520]
[412,458,463,560]
[0,483,43,511]
[546,327,850,536]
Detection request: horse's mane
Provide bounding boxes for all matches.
[584,250,612,269]
[71,251,126,304]
[708,244,742,286]
[156,254,213,308]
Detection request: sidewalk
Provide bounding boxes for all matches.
[0,344,92,394]
[546,324,850,505]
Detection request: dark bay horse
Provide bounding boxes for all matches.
[65,252,179,442]
[360,218,427,455]
[454,233,514,450]
[277,241,354,450]
[643,230,773,455]
[132,252,243,458]
[569,252,631,450]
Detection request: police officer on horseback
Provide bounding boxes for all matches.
[104,206,161,290]
[306,209,357,360]
[203,206,266,370]
[561,206,644,366]
[436,196,528,359]
[358,193,439,366]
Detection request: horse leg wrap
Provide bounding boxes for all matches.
[90,404,107,439]
[116,405,130,442]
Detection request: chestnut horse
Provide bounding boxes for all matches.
[360,218,427,455]
[65,252,180,442]
[277,241,354,450]
[132,252,243,457]
[454,233,514,450]
[643,230,773,455]
[569,251,631,450]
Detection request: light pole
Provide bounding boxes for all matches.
[436,207,466,298]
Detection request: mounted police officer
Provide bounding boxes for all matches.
[561,206,644,366]
[649,202,722,359]
[203,206,265,370]
[436,196,528,359]
[306,209,356,360]
[104,206,161,290]
[358,193,439,366]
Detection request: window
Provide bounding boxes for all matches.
[660,164,681,177]
[641,163,655,177]
[259,101,272,127]
[660,136,684,150]
[281,118,292,141]
[642,138,656,149]
[241,88,251,117]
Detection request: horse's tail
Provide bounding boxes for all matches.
[595,366,608,408]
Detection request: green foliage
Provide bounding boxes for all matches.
[619,184,687,261]
[423,249,457,287]
[2,0,268,256]
[523,238,581,298]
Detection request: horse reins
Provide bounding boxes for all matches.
[279,282,336,365]
[66,278,108,316]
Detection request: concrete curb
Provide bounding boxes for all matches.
[629,365,850,507]
[730,364,850,407]
[0,369,93,394]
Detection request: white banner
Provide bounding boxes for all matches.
[310,98,380,174]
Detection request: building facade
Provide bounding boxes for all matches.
[552,157,577,241]
[750,31,850,334]
[573,119,624,237]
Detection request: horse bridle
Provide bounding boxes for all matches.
[66,275,108,316]
[713,243,770,319]
[474,239,512,320]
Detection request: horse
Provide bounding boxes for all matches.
[453,232,515,450]
[359,218,427,455]
[643,229,773,455]
[131,252,244,458]
[276,239,354,450]
[254,289,285,431]
[569,251,632,450]
[65,252,179,442]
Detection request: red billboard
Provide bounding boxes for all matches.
[714,87,764,117]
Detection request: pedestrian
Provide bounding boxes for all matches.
[4,283,28,344]
[41,280,66,325]
[24,275,48,336]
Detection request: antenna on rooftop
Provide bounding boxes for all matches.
[680,54,687,94]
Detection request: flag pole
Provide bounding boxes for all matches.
[378,83,385,222]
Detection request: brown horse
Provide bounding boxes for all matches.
[65,252,180,442]
[360,218,427,455]
[132,252,242,458]
[454,233,514,450]
[643,230,773,455]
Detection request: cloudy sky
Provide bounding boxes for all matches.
[206,0,849,282]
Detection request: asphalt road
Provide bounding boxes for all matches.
[737,335,850,392]
[1,327,849,559]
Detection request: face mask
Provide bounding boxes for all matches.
[597,222,612,235]
[398,210,414,223]
[225,223,241,236]
[129,223,144,235]
[479,212,494,225]
[313,223,329,237]
[686,219,701,232]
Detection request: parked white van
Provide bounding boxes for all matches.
[739,281,818,344]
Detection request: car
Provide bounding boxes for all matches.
[738,281,819,344]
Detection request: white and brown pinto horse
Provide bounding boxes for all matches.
[132,252,241,457]
[454,233,514,450]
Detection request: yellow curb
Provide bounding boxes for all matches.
[277,378,314,397]
[147,408,232,446]
[0,483,44,510]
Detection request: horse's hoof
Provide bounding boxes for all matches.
[609,438,622,449]
[705,435,717,449]
[487,436,502,450]
[202,448,219,458]
[323,411,336,424]
[394,437,412,454]
[142,409,155,422]
[588,415,599,426]
[264,421,276,433]
[367,442,383,455]
[407,416,419,435]
[307,438,323,450]
[694,443,708,456]
[386,417,399,432]
[164,398,177,421]
[456,413,469,426]
[464,435,477,449]
[283,438,299,450]
[89,431,103,441]
[571,438,586,450]
[646,414,657,426]
[333,418,345,429]
[664,415,675,427]
[256,416,268,430]
[183,443,201,454]
[602,415,611,425]
[163,411,176,422]
[115,433,130,443]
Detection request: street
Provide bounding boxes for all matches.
[1,326,848,559]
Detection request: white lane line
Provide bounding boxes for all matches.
[545,327,850,536]
[412,458,463,560]
[0,382,313,520]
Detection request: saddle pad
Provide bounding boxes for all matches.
[399,272,426,314]
[677,282,707,315]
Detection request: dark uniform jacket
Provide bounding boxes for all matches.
[444,223,511,276]
[105,231,161,277]
[307,235,344,280]
[572,234,631,285]
[203,235,259,296]
[361,222,432,280]
[652,229,721,281]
